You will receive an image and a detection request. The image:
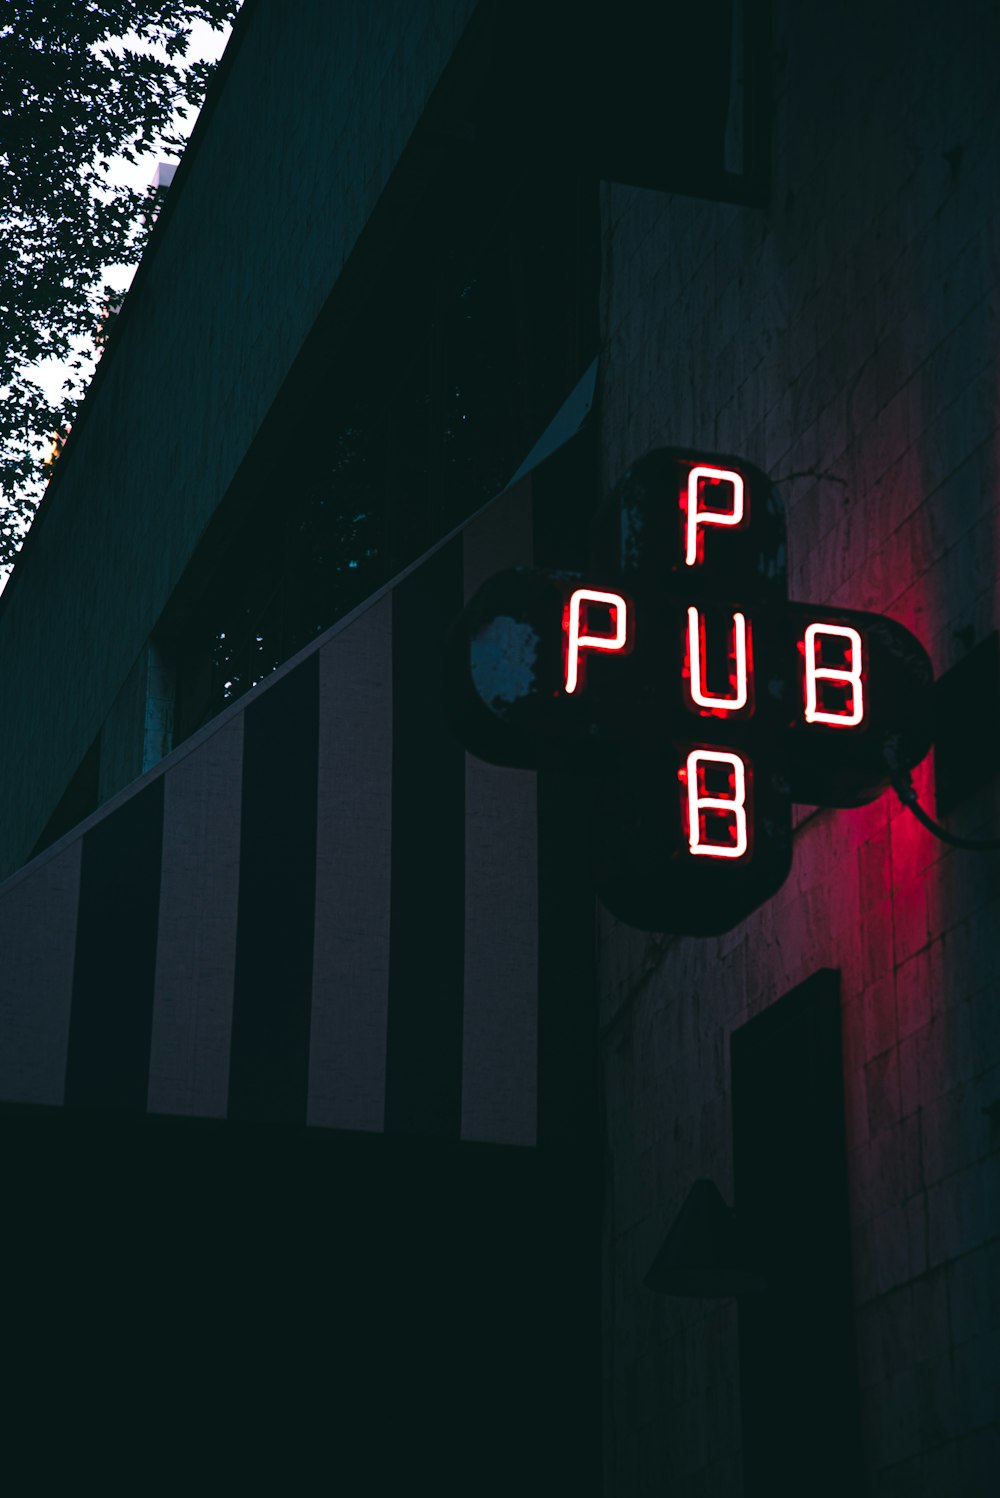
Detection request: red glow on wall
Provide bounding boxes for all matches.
[803,623,865,726]
[685,465,745,567]
[451,444,937,930]
[564,588,629,694]
[683,749,750,858]
[686,606,751,715]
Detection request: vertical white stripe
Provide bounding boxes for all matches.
[147,715,243,1117]
[0,840,82,1106]
[461,481,538,1146]
[308,592,393,1131]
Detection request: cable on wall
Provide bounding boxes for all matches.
[892,771,1000,852]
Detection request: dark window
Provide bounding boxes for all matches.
[167,163,598,746]
[171,402,385,739]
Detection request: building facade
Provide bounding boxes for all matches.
[0,2,997,1492]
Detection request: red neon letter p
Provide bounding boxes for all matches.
[685,466,745,567]
[565,589,628,694]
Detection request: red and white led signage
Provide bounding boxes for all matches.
[452,446,933,933]
[561,469,869,861]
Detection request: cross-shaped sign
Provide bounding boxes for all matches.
[447,448,934,933]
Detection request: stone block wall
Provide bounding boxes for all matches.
[598,3,1000,1492]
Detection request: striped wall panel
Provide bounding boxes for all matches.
[147,713,243,1118]
[64,775,164,1112]
[0,481,541,1145]
[461,484,538,1146]
[0,839,81,1106]
[309,590,393,1132]
[384,538,467,1136]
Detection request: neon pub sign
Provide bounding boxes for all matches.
[448,449,933,934]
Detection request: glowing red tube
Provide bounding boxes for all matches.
[685,465,745,567]
[565,588,628,695]
[687,606,749,713]
[803,623,864,726]
[685,749,749,859]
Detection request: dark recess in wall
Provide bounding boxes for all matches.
[732,968,864,1498]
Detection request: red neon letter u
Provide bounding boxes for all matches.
[687,607,749,713]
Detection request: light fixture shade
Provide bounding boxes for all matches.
[644,1179,765,1298]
